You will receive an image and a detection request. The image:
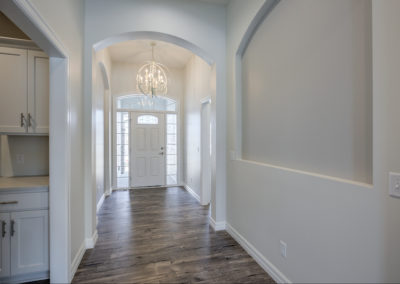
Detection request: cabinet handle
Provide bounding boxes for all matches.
[2,221,6,238]
[21,113,25,127]
[28,113,32,127]
[11,220,15,237]
[0,201,18,204]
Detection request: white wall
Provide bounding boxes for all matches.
[183,55,211,197]
[85,0,226,224]
[226,0,400,282]
[241,0,372,184]
[0,135,49,177]
[28,0,86,271]
[93,48,112,206]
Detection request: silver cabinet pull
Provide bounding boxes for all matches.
[11,220,15,237]
[28,113,32,127]
[2,221,6,238]
[0,201,18,204]
[21,113,25,127]
[159,152,164,155]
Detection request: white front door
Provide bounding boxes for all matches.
[130,112,165,187]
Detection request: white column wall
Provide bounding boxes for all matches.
[183,55,211,198]
[23,0,86,273]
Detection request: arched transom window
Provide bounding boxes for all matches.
[117,95,177,111]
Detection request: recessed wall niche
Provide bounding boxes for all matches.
[241,0,372,184]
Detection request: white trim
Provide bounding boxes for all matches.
[183,183,201,204]
[70,240,86,279]
[200,99,211,206]
[209,216,226,231]
[236,159,373,188]
[86,230,98,249]
[97,193,105,213]
[0,271,49,284]
[226,223,291,284]
[0,36,42,51]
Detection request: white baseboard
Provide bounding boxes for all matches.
[0,271,49,284]
[71,240,86,279]
[226,223,291,284]
[183,183,201,204]
[86,230,98,249]
[209,217,226,231]
[97,193,105,213]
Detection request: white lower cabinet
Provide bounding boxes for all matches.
[0,213,11,278]
[11,210,49,275]
[0,192,49,282]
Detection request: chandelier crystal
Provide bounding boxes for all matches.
[136,42,171,98]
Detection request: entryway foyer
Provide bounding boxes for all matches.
[72,187,274,283]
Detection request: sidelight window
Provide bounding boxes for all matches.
[166,114,177,185]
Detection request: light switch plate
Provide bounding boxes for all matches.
[16,154,24,164]
[230,151,235,161]
[389,173,400,198]
[280,241,287,258]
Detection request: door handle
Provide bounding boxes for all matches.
[2,221,6,238]
[159,152,164,155]
[11,220,15,237]
[21,113,25,127]
[28,113,32,127]
[0,201,18,204]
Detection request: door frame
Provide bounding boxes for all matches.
[0,0,72,282]
[112,92,181,190]
[200,96,211,205]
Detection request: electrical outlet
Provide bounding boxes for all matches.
[390,173,400,198]
[230,151,235,161]
[280,241,287,258]
[16,154,24,164]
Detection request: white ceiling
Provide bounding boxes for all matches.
[195,0,230,6]
[108,40,195,69]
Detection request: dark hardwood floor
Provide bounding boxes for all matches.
[72,187,275,283]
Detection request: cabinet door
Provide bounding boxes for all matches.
[0,213,10,277]
[28,50,49,134]
[0,47,28,133]
[10,210,49,275]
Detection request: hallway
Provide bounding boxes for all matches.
[72,187,274,283]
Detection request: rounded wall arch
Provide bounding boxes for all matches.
[93,31,215,67]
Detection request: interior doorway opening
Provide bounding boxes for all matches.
[201,98,211,205]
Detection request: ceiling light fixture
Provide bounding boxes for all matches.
[136,42,171,99]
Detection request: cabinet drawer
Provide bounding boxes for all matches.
[0,192,48,212]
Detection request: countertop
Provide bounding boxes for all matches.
[0,176,49,193]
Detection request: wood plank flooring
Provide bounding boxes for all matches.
[72,187,275,283]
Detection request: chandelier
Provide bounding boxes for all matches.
[136,42,171,98]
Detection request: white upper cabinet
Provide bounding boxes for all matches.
[0,47,28,133]
[0,47,49,135]
[28,51,49,134]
